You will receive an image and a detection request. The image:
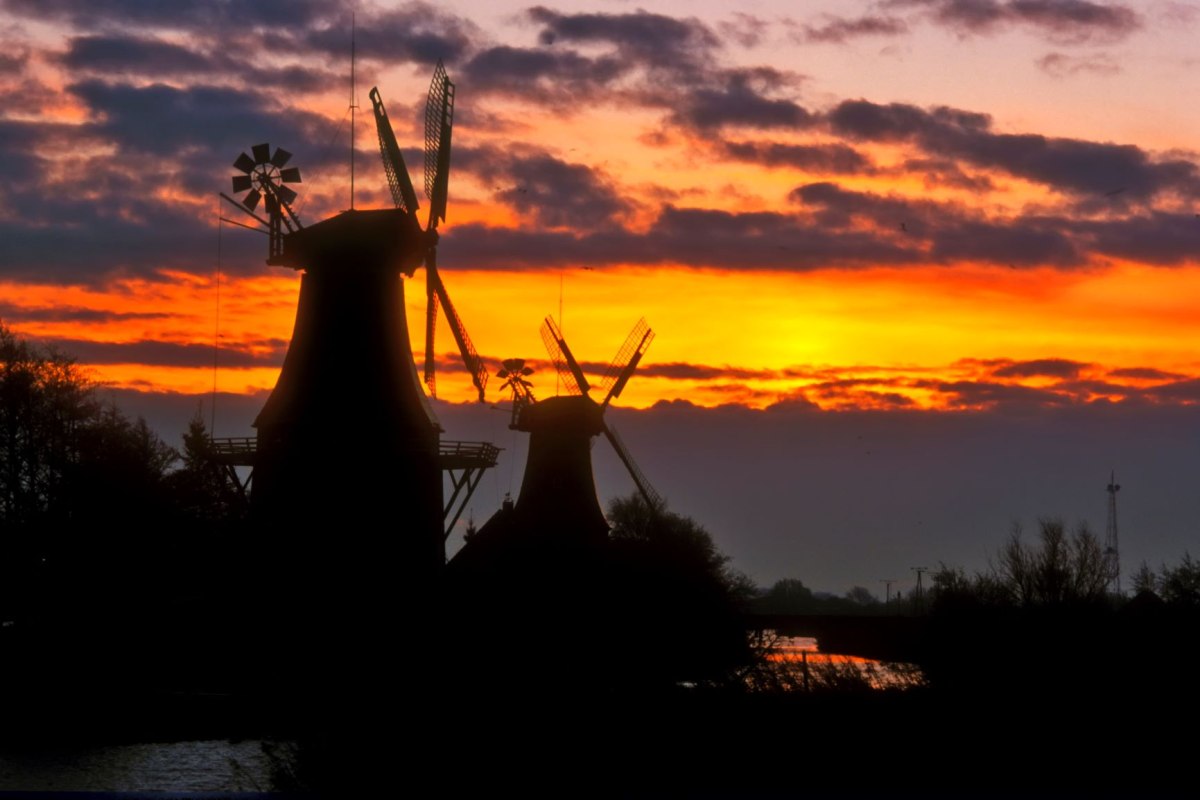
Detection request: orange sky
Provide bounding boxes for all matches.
[7,258,1200,413]
[4,2,1200,421]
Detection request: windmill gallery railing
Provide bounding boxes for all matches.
[209,436,258,466]
[207,436,500,538]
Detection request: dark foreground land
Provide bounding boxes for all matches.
[2,604,1198,796]
[2,680,1196,796]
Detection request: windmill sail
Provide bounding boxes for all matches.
[603,422,662,509]
[370,76,487,402]
[432,269,488,401]
[424,60,454,227]
[369,87,420,219]
[599,317,654,408]
[541,316,590,395]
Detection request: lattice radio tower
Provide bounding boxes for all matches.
[1105,470,1121,593]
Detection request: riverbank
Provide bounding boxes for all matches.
[3,678,1196,794]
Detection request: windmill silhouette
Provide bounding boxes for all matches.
[209,63,503,617]
[535,315,661,510]
[452,316,659,566]
[369,63,488,401]
[443,318,727,695]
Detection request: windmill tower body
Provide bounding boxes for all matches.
[252,209,444,606]
[219,65,504,702]
[511,396,610,543]
[240,63,471,613]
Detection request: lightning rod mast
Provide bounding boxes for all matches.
[350,13,356,210]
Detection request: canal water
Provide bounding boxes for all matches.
[0,637,925,793]
[0,739,281,793]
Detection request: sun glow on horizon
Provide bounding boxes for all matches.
[7,259,1200,414]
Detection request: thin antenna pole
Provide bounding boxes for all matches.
[350,12,356,211]
[212,214,222,435]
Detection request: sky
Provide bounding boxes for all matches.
[2,0,1200,593]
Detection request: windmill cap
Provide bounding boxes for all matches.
[270,208,425,273]
[515,395,604,435]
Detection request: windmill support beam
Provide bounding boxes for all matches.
[439,440,500,538]
[443,466,484,540]
[222,463,254,504]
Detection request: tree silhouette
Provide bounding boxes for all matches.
[0,324,98,528]
[755,578,817,614]
[604,493,753,683]
[0,323,179,620]
[927,517,1112,613]
[1156,553,1200,605]
[166,409,244,523]
[992,518,1109,606]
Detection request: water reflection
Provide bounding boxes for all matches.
[0,739,278,793]
[743,631,927,692]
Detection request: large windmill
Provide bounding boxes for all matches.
[208,63,506,620]
[369,62,488,402]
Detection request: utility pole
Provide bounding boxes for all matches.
[880,578,896,607]
[911,566,929,612]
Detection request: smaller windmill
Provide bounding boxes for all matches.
[228,143,303,261]
[535,316,661,508]
[447,316,665,661]
[369,62,488,402]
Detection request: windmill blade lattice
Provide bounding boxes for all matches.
[425,276,440,395]
[599,317,654,408]
[540,316,589,396]
[369,74,488,403]
[603,420,662,509]
[423,60,454,228]
[369,87,420,218]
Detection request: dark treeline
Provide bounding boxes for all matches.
[0,323,257,725]
[0,323,243,624]
[753,517,1200,615]
[904,518,1200,728]
[752,578,894,615]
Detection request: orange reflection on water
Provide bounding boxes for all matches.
[765,635,873,666]
[750,633,926,692]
